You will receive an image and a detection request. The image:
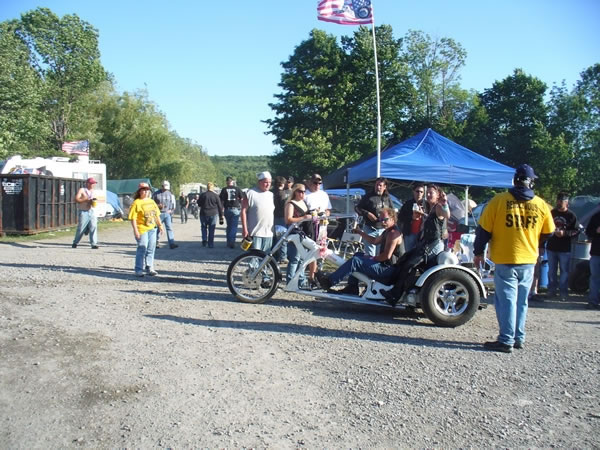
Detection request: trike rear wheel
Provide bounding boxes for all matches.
[420,268,480,327]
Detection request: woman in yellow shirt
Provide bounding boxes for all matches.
[128,182,163,277]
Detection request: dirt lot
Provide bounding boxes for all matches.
[0,219,599,448]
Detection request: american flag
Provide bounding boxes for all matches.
[62,140,89,155]
[317,0,373,25]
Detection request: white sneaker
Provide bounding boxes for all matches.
[147,269,158,276]
[135,271,145,277]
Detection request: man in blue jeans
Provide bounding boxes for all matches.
[219,176,244,248]
[474,164,555,353]
[72,177,99,249]
[317,208,403,295]
[152,180,178,249]
[545,192,578,301]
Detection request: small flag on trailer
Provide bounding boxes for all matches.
[317,0,373,25]
[62,140,89,155]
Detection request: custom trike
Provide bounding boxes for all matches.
[226,215,486,327]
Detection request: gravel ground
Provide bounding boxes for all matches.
[0,219,599,448]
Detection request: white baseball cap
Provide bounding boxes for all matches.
[162,180,170,189]
[257,171,272,181]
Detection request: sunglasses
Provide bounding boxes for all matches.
[379,217,391,222]
[313,180,322,184]
[297,190,305,194]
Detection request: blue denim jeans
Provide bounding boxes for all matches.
[547,250,570,296]
[362,224,384,256]
[72,210,98,246]
[286,241,305,284]
[180,207,188,223]
[135,227,157,273]
[403,233,418,252]
[589,255,600,306]
[493,263,535,346]
[224,207,240,245]
[252,236,273,252]
[329,253,396,287]
[158,213,175,246]
[200,214,218,246]
[273,217,288,262]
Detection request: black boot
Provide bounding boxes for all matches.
[381,288,401,307]
[336,284,359,295]
[315,271,332,290]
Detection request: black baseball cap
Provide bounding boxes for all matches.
[515,164,537,179]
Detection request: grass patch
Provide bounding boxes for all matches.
[0,219,130,242]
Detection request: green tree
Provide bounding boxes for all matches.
[18,8,107,149]
[549,64,600,195]
[94,90,178,182]
[177,136,217,187]
[266,29,348,178]
[341,25,414,150]
[0,20,51,158]
[477,69,549,165]
[266,26,472,178]
[466,69,577,197]
[400,30,469,137]
[92,87,217,190]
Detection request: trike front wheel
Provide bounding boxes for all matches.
[226,251,279,303]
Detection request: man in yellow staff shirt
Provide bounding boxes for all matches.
[474,164,555,353]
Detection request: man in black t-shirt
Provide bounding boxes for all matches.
[545,192,578,300]
[219,176,244,248]
[178,193,189,224]
[355,177,394,256]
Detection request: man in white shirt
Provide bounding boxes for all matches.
[241,171,275,252]
[305,173,332,215]
[304,173,331,286]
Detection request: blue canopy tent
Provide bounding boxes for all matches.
[324,128,514,189]
[323,129,515,223]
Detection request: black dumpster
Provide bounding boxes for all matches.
[0,174,82,235]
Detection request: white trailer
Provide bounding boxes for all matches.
[0,155,108,217]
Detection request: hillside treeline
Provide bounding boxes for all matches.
[1,9,598,199]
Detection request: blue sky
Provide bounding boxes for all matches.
[2,0,599,157]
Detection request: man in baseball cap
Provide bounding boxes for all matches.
[241,171,274,252]
[514,164,537,181]
[72,177,100,249]
[474,163,555,353]
[152,180,178,249]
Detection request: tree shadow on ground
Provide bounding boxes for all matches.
[145,314,484,350]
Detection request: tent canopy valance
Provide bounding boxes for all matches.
[324,129,515,189]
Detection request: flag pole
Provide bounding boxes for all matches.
[370,7,381,178]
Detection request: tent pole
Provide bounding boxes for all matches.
[345,168,350,216]
[464,186,469,225]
